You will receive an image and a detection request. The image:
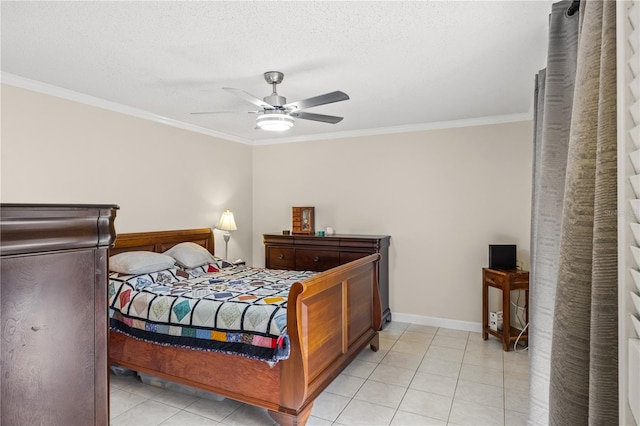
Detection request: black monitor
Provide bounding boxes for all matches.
[489,244,517,270]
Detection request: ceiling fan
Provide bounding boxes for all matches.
[193,71,349,132]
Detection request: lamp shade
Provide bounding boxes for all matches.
[217,210,237,231]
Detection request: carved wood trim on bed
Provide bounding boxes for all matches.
[108,228,381,426]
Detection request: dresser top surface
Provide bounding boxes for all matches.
[1,203,120,210]
[264,233,390,240]
[1,204,118,256]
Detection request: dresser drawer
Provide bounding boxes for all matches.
[267,247,295,269]
[295,249,340,271]
[339,251,370,265]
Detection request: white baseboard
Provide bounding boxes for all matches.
[391,312,482,333]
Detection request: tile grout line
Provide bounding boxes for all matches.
[316,325,404,425]
[388,327,437,426]
[337,324,415,425]
[110,387,155,424]
[447,331,470,425]
[503,349,507,426]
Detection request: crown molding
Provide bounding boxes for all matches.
[2,72,533,147]
[1,72,252,145]
[252,112,533,146]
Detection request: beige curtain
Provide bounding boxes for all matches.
[548,1,618,425]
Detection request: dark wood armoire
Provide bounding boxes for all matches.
[1,204,118,425]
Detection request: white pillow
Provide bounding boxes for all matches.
[164,242,216,269]
[110,251,176,275]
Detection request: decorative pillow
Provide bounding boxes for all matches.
[163,242,216,269]
[109,251,176,275]
[183,258,234,277]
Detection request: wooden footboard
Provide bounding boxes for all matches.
[275,253,382,424]
[108,229,381,426]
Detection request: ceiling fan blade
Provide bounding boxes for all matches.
[223,87,275,110]
[190,111,229,115]
[284,91,349,111]
[290,111,344,124]
[190,110,259,115]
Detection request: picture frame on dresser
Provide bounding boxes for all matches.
[292,206,314,235]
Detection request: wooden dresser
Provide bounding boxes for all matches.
[263,233,391,326]
[1,204,118,425]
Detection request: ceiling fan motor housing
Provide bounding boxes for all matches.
[263,71,287,107]
[264,94,287,107]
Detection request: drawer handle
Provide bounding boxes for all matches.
[278,254,284,260]
[314,256,319,262]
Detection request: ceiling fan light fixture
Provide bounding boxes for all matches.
[256,112,295,131]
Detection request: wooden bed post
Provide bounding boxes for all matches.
[270,281,312,425]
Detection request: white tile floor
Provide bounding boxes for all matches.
[110,322,529,426]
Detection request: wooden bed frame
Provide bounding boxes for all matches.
[108,228,382,425]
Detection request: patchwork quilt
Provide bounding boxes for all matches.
[109,263,317,364]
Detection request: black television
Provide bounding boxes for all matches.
[489,244,517,270]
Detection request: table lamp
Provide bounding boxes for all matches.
[216,209,237,260]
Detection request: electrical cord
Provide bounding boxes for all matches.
[511,290,528,351]
[514,322,529,352]
[511,298,526,328]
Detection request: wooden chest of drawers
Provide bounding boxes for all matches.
[264,233,391,326]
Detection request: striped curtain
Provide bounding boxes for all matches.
[529,2,579,423]
[530,1,618,424]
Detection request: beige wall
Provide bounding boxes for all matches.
[1,85,254,261]
[1,83,532,327]
[252,122,533,326]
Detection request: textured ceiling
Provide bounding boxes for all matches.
[1,1,552,144]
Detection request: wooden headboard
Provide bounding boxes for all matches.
[110,228,214,256]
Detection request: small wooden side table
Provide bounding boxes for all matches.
[482,268,529,351]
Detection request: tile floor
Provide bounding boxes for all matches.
[110,322,529,425]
